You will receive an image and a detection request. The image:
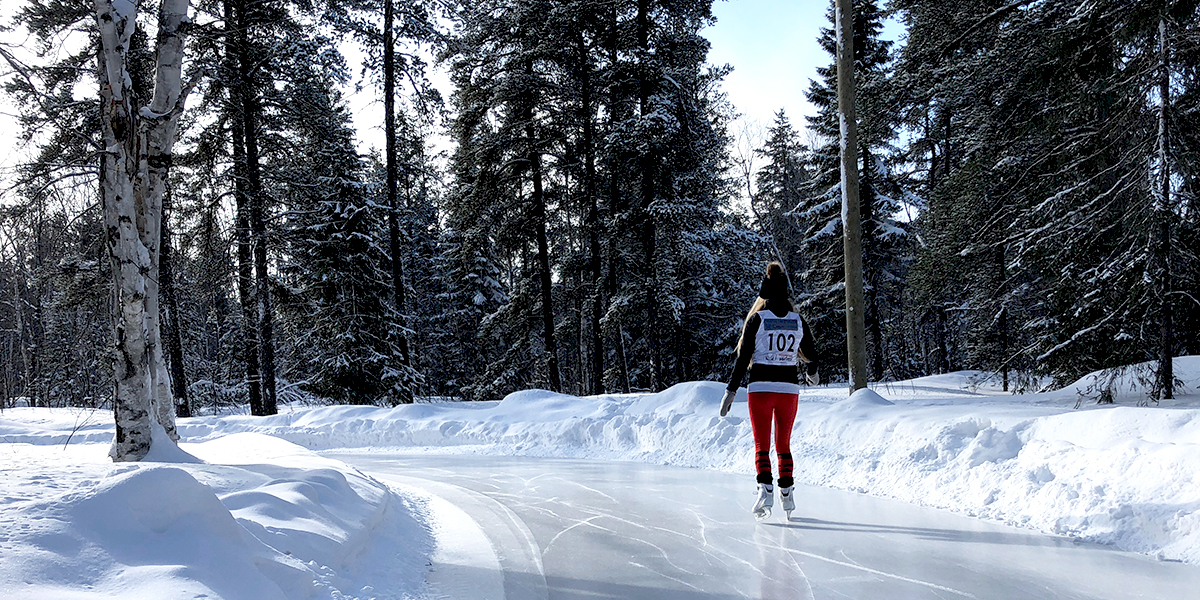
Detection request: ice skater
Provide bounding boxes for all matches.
[720,262,819,521]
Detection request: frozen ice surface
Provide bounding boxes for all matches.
[182,357,1200,564]
[341,453,1200,600]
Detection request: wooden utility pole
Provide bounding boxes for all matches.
[836,0,868,392]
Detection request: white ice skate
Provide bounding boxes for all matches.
[779,485,795,520]
[752,484,774,521]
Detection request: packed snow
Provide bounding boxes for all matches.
[2,357,1199,599]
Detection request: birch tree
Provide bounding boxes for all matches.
[95,0,195,460]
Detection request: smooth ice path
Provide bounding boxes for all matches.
[338,453,1200,600]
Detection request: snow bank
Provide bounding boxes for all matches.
[4,357,1198,574]
[0,433,433,600]
[161,356,1200,565]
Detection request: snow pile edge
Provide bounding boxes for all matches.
[0,433,434,600]
[170,365,1200,566]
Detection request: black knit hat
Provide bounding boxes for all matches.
[758,262,789,301]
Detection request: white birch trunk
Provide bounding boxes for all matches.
[142,0,190,440]
[95,0,192,460]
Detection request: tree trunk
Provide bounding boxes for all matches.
[518,58,561,393]
[160,186,190,417]
[530,136,562,393]
[225,0,263,416]
[617,326,631,394]
[999,304,1009,392]
[580,34,604,396]
[142,0,188,440]
[96,0,191,460]
[605,8,628,395]
[867,289,883,380]
[12,259,28,405]
[1155,17,1174,400]
[384,0,414,403]
[942,103,953,180]
[836,0,868,392]
[935,305,949,374]
[99,13,153,461]
[925,106,939,188]
[637,0,661,392]
[861,146,883,381]
[32,210,45,407]
[232,0,277,415]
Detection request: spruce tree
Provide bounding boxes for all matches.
[277,81,423,405]
[753,110,809,285]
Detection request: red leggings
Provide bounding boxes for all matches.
[748,391,798,487]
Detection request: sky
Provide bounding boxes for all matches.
[0,1,905,192]
[706,0,833,133]
[706,0,903,135]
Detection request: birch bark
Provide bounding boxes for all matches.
[95,0,192,460]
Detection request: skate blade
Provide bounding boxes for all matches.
[785,509,794,521]
[753,508,771,522]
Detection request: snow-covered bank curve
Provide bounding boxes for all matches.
[172,360,1200,566]
[0,433,435,600]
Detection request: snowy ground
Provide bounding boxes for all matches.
[1,357,1199,598]
[0,431,436,599]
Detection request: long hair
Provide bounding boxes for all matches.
[737,262,795,348]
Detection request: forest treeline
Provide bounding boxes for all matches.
[1,0,1197,417]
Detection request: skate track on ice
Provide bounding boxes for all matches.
[339,453,1200,600]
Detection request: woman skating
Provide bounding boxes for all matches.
[720,262,818,520]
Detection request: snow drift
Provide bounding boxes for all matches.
[0,433,433,600]
[165,357,1200,565]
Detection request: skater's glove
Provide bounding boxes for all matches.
[806,370,820,386]
[719,389,736,417]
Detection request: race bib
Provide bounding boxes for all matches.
[753,311,802,366]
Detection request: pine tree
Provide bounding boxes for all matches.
[443,0,563,397]
[898,0,1200,395]
[753,110,809,286]
[441,0,757,398]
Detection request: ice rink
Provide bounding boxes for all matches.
[343,453,1200,600]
